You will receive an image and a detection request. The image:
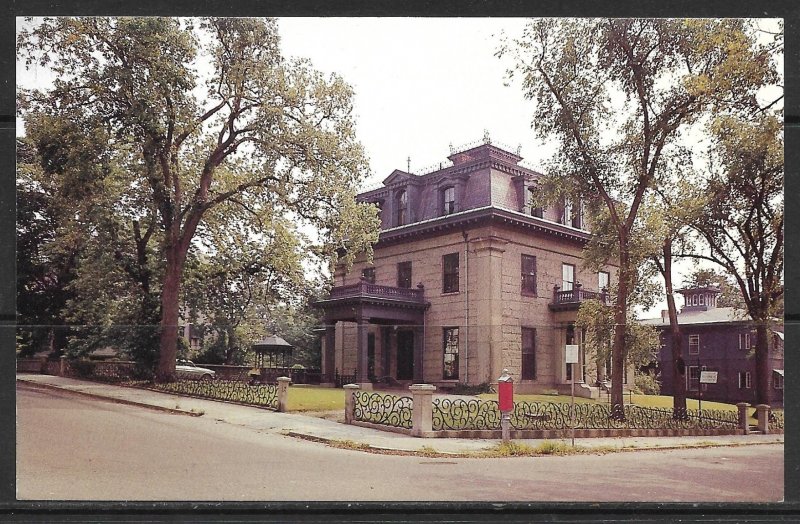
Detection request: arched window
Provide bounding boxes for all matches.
[395,190,407,226]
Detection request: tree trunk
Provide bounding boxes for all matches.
[610,251,630,418]
[662,240,687,416]
[225,327,238,365]
[754,322,772,406]
[155,243,187,382]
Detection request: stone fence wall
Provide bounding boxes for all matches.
[343,384,783,438]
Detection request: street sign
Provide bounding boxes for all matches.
[565,344,579,364]
[699,371,718,384]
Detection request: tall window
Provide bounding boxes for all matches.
[571,200,583,229]
[562,263,575,292]
[774,373,784,390]
[739,332,750,350]
[528,188,543,218]
[561,200,572,225]
[598,271,610,292]
[688,334,700,355]
[687,366,700,392]
[521,327,536,380]
[521,255,537,295]
[442,186,456,215]
[739,371,752,389]
[443,327,459,380]
[397,261,412,289]
[395,190,408,226]
[442,253,459,293]
[361,267,375,283]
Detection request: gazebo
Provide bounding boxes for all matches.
[252,335,293,369]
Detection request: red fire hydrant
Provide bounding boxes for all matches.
[498,369,513,441]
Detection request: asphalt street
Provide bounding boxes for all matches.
[17,384,784,502]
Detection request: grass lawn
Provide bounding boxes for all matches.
[285,385,345,412]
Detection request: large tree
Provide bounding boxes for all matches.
[500,18,775,412]
[688,111,783,405]
[16,137,79,356]
[18,17,380,380]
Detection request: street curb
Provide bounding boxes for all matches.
[17,379,204,417]
[283,430,783,457]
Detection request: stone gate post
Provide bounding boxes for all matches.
[276,376,291,412]
[756,404,770,434]
[344,384,360,424]
[737,403,750,434]
[409,384,436,437]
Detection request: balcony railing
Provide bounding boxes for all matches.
[550,283,609,310]
[327,280,427,304]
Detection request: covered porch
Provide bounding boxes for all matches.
[313,280,430,388]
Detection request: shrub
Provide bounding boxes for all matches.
[633,371,661,395]
[450,382,495,395]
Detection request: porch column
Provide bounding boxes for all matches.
[381,326,392,379]
[356,316,372,390]
[322,323,336,385]
[413,325,424,382]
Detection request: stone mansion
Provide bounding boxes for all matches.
[314,142,621,395]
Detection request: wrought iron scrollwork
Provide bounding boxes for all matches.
[770,410,784,431]
[152,379,279,410]
[431,399,741,431]
[432,398,502,430]
[353,391,413,428]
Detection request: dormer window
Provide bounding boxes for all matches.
[562,200,572,225]
[561,198,583,228]
[395,190,408,226]
[442,186,456,215]
[572,200,583,229]
[528,188,543,218]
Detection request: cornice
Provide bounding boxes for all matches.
[374,206,591,248]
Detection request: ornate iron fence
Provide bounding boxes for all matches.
[151,379,279,410]
[431,399,740,431]
[335,369,357,388]
[770,410,785,431]
[353,391,413,429]
[432,398,502,431]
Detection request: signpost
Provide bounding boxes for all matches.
[565,344,579,447]
[698,370,718,413]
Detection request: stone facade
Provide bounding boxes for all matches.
[315,143,620,394]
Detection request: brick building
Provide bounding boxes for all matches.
[314,143,621,395]
[639,286,784,406]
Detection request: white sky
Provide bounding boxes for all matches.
[17,17,783,317]
[277,18,539,187]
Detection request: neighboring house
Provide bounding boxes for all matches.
[639,286,784,406]
[314,142,621,395]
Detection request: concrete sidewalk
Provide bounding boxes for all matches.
[17,373,784,456]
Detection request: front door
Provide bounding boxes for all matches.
[396,330,414,380]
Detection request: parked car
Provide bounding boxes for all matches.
[175,360,216,381]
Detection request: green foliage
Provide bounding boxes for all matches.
[633,372,661,396]
[17,17,381,378]
[450,382,495,395]
[499,19,777,407]
[193,337,229,365]
[576,300,659,369]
